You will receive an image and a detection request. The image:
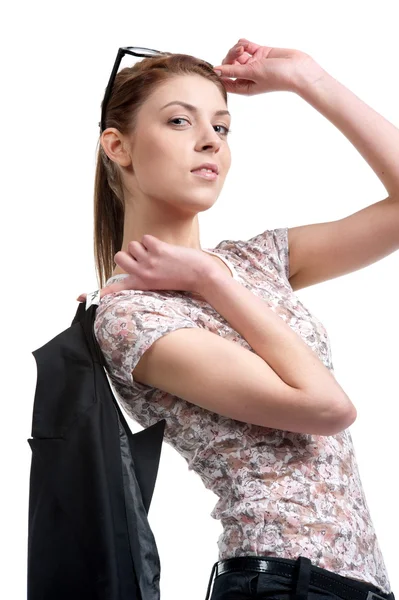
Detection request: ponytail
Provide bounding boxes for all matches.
[93,144,124,288]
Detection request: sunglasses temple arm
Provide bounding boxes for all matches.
[100,48,125,133]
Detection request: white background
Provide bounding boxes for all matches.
[1,1,398,598]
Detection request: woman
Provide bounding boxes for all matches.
[78,40,397,599]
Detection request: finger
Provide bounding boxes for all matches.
[218,77,253,95]
[238,41,292,61]
[221,44,245,66]
[141,233,161,249]
[76,277,136,303]
[97,278,137,299]
[127,240,147,259]
[236,39,262,55]
[225,49,252,67]
[213,61,254,79]
[114,250,141,274]
[235,52,251,65]
[98,281,132,298]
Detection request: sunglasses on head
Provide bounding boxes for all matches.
[100,46,214,133]
[100,47,170,133]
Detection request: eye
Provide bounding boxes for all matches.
[168,118,231,137]
[214,124,231,136]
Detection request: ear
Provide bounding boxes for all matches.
[101,128,132,167]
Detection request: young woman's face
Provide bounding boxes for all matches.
[124,74,232,215]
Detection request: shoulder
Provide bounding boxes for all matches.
[94,289,184,330]
[214,227,288,254]
[93,289,200,389]
[215,227,290,281]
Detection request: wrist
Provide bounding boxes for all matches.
[291,58,329,97]
[195,265,230,296]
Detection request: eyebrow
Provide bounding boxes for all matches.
[160,101,231,117]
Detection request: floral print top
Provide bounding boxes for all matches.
[93,227,391,595]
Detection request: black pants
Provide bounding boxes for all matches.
[205,556,396,600]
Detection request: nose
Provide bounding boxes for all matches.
[196,124,223,152]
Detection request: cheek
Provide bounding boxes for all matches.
[148,144,187,178]
[134,142,167,175]
[141,135,177,167]
[225,148,232,169]
[135,151,184,191]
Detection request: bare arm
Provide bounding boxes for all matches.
[132,261,356,436]
[197,269,356,431]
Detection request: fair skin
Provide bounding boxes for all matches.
[101,74,233,278]
[78,38,399,304]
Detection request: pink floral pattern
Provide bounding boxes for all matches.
[94,227,391,595]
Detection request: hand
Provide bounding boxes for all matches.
[76,235,216,302]
[213,38,319,95]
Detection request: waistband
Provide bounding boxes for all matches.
[204,556,394,600]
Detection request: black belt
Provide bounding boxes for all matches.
[205,556,394,600]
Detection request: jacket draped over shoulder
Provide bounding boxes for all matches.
[27,298,165,600]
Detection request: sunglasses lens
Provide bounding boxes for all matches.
[130,47,162,56]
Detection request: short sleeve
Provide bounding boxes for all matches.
[93,291,199,390]
[272,227,290,280]
[236,227,290,281]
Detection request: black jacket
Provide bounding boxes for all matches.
[27,295,166,600]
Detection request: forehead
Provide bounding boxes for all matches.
[144,74,227,112]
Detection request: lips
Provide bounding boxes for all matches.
[191,162,219,174]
